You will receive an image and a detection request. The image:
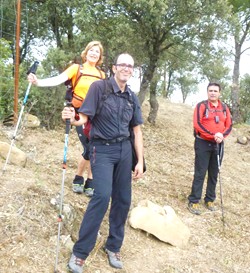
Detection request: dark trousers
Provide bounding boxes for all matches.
[73,140,132,260]
[76,125,90,160]
[188,137,224,204]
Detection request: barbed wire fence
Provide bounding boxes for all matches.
[0,0,40,125]
[1,0,95,130]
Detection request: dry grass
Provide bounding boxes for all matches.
[0,99,250,273]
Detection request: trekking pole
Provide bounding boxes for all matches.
[2,61,39,174]
[54,103,72,273]
[216,143,225,228]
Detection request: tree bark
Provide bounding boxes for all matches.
[147,71,160,124]
[147,79,159,124]
[137,40,161,105]
[165,69,173,99]
[231,37,243,124]
[50,7,62,49]
[137,63,156,105]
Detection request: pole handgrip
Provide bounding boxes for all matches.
[216,143,220,155]
[65,119,71,134]
[27,61,39,75]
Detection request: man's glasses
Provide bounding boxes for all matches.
[115,63,134,70]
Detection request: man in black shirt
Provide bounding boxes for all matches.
[62,53,144,273]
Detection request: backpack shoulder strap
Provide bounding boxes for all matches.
[72,64,82,89]
[202,99,208,106]
[128,90,136,109]
[221,101,227,117]
[96,79,114,115]
[201,99,227,118]
[79,66,104,80]
[200,100,209,118]
[97,67,105,79]
[96,79,136,116]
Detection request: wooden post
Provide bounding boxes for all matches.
[14,0,21,124]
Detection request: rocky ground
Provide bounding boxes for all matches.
[0,99,249,273]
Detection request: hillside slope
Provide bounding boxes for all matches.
[0,99,249,273]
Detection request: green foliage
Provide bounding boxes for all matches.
[0,38,14,119]
[1,0,249,126]
[228,0,250,13]
[104,0,232,108]
[28,85,65,129]
[224,0,250,123]
[21,50,70,129]
[74,0,143,67]
[199,47,231,84]
[168,68,199,104]
[42,47,75,74]
[0,57,67,129]
[218,84,231,106]
[220,75,250,124]
[239,74,250,123]
[0,38,11,60]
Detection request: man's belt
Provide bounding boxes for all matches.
[91,136,130,145]
[196,135,216,143]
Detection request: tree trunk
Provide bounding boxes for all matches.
[67,10,74,48]
[165,69,173,98]
[137,49,159,105]
[231,38,243,124]
[51,7,62,49]
[137,64,155,105]
[147,74,159,124]
[162,64,167,97]
[180,85,188,103]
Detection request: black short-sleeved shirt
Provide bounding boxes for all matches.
[78,76,143,140]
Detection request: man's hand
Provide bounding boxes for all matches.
[214,132,224,143]
[132,163,144,180]
[62,107,75,123]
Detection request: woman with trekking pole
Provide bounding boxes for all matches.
[27,41,105,197]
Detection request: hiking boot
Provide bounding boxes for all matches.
[72,184,84,194]
[68,253,85,273]
[72,175,84,194]
[103,247,123,269]
[204,201,216,211]
[84,188,94,197]
[188,202,201,215]
[84,178,94,197]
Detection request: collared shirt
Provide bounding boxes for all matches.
[78,76,143,140]
[193,99,232,141]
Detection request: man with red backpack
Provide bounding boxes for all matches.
[188,82,232,215]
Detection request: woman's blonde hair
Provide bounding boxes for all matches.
[81,41,104,66]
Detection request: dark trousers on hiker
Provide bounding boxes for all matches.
[188,137,224,204]
[76,125,90,160]
[73,139,132,260]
